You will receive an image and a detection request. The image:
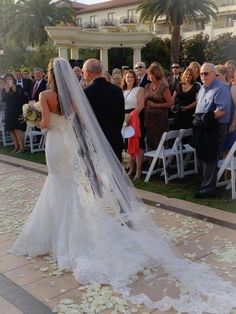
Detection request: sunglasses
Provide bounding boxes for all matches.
[135,66,144,69]
[200,71,211,76]
[172,66,180,69]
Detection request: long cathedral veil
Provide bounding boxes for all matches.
[53,58,236,313]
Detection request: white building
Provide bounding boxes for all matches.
[46,0,236,69]
[75,0,236,40]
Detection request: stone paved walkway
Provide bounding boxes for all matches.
[0,154,236,314]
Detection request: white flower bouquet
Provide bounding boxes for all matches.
[22,101,41,127]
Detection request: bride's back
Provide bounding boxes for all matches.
[41,89,61,115]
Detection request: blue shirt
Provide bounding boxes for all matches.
[196,79,231,124]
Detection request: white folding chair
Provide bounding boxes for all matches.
[217,141,236,200]
[0,111,13,147]
[144,130,180,183]
[178,128,198,178]
[24,125,46,153]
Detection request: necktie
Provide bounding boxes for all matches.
[32,81,39,99]
[17,80,22,87]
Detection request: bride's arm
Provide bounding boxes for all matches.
[39,92,50,129]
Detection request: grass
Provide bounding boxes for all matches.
[0,145,235,213]
[0,146,46,164]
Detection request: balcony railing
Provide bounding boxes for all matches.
[100,19,118,27]
[83,22,98,29]
[120,16,138,25]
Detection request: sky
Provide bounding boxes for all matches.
[78,0,110,4]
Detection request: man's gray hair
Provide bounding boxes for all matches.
[135,61,146,69]
[83,59,103,74]
[34,68,44,73]
[202,62,216,73]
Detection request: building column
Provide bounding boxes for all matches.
[204,16,214,40]
[133,47,142,68]
[58,47,68,59]
[71,47,79,59]
[233,20,236,36]
[100,48,109,71]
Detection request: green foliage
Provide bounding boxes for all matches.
[181,32,209,65]
[79,48,100,64]
[136,0,218,63]
[0,0,76,46]
[205,33,236,64]
[142,37,171,70]
[24,41,58,71]
[108,48,133,72]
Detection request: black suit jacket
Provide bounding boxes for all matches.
[167,75,181,95]
[16,79,32,103]
[30,79,47,102]
[84,77,125,161]
[139,74,150,88]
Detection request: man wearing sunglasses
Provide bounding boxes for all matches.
[134,62,150,88]
[194,63,231,198]
[167,62,182,95]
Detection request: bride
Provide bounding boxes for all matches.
[12,58,236,313]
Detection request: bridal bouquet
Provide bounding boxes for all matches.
[22,101,41,127]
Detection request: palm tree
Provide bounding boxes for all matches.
[0,0,76,46]
[136,0,218,64]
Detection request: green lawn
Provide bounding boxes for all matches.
[0,146,235,213]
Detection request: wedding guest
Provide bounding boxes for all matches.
[216,65,236,150]
[112,73,122,88]
[30,68,47,101]
[73,66,82,81]
[194,63,231,198]
[144,63,172,151]
[189,61,202,84]
[101,71,111,82]
[167,62,182,95]
[121,70,144,179]
[134,61,150,87]
[225,60,236,83]
[172,67,200,130]
[2,73,26,153]
[15,69,32,103]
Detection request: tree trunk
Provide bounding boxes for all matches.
[170,24,181,64]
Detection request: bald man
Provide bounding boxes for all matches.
[194,63,231,198]
[83,58,125,162]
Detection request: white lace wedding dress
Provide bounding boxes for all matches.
[12,113,236,313]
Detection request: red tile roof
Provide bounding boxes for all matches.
[55,0,88,10]
[77,0,142,14]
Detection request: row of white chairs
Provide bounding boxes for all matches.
[143,128,198,184]
[0,111,46,154]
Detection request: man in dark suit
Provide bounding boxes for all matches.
[167,62,182,95]
[15,69,32,103]
[134,61,150,87]
[30,68,47,102]
[83,58,125,162]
